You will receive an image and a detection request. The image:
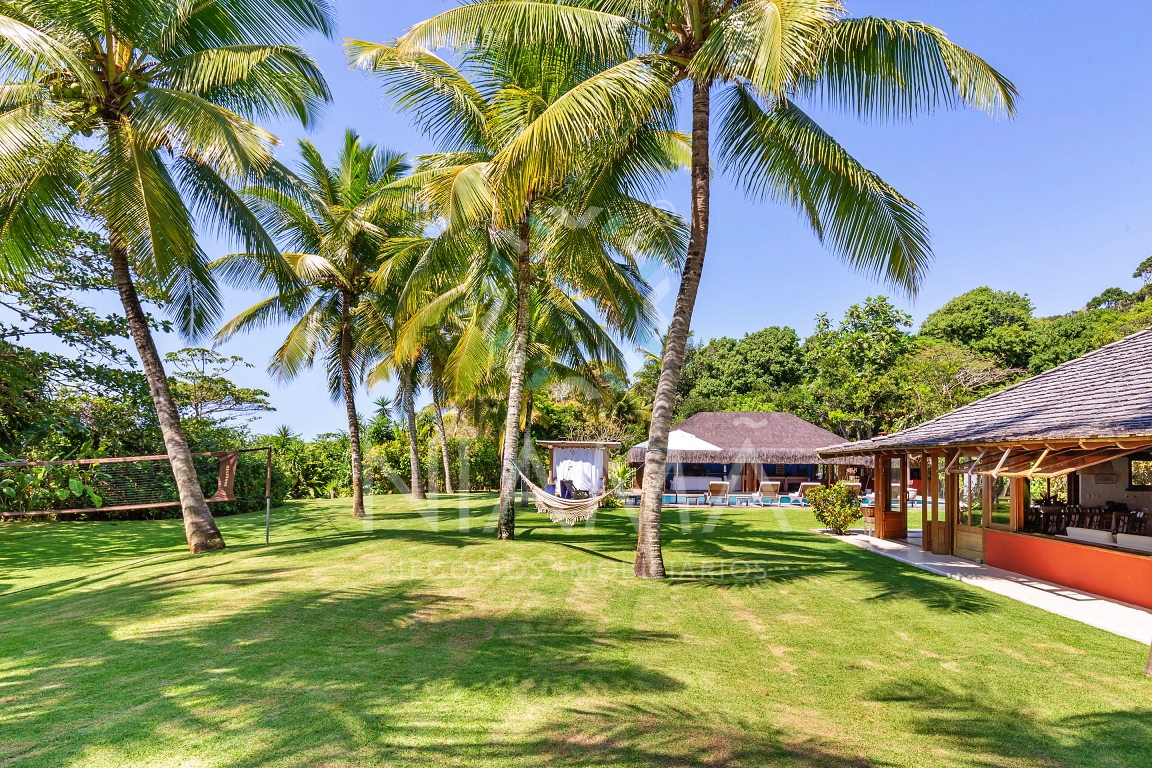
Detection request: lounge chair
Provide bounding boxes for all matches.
[753,481,781,507]
[795,482,822,505]
[708,481,730,506]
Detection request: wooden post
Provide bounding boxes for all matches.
[1010,477,1025,531]
[875,456,890,538]
[949,453,958,554]
[899,455,908,539]
[921,453,931,552]
[1146,642,1152,677]
[982,474,990,530]
[931,454,942,553]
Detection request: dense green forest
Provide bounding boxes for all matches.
[650,271,1152,440]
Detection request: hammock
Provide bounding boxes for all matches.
[509,462,612,525]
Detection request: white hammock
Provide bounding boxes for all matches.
[511,464,612,525]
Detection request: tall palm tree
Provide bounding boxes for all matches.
[349,40,688,538]
[0,0,331,552]
[215,131,417,517]
[394,0,1017,576]
[362,289,428,501]
[422,333,458,494]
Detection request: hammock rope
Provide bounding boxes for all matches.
[506,460,613,525]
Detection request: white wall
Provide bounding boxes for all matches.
[1077,459,1152,510]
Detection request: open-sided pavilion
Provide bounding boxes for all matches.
[819,328,1152,611]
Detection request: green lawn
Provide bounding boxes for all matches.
[2,496,1150,767]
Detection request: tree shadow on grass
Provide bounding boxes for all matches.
[585,509,998,616]
[0,571,685,767]
[224,701,891,768]
[870,678,1152,768]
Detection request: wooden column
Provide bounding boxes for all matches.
[930,454,945,554]
[898,454,909,539]
[1010,476,1026,531]
[921,453,932,552]
[945,453,958,556]
[875,456,890,537]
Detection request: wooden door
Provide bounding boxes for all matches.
[951,469,986,562]
[740,463,757,493]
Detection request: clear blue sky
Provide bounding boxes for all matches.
[50,1,1152,437]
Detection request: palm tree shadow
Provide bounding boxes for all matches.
[1,574,685,766]
[870,678,1152,767]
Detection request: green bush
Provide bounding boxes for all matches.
[807,483,862,535]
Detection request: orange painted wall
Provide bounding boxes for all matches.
[985,530,1152,611]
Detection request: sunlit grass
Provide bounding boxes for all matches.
[2,494,1150,767]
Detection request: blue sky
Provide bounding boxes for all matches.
[32,1,1152,438]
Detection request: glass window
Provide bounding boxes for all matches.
[959,472,982,527]
[970,475,983,527]
[990,477,1011,528]
[1129,452,1152,490]
[889,460,902,512]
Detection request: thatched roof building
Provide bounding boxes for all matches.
[627,412,871,467]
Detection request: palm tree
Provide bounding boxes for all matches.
[215,131,417,517]
[422,334,458,494]
[0,0,331,552]
[360,280,430,500]
[349,40,688,538]
[394,0,1017,575]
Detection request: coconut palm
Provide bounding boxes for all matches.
[214,131,418,516]
[361,282,429,500]
[422,332,459,494]
[0,0,331,552]
[393,0,1017,575]
[350,40,688,538]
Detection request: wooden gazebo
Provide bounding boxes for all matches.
[818,328,1152,611]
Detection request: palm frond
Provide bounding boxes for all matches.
[691,0,836,95]
[134,88,278,177]
[347,40,490,150]
[716,84,931,295]
[804,17,1018,122]
[395,1,635,66]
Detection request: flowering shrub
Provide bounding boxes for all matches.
[807,483,862,534]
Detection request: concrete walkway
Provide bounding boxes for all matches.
[832,530,1152,645]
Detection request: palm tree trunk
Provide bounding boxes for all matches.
[498,214,533,539]
[519,395,533,507]
[1146,641,1152,676]
[432,388,454,494]
[403,366,426,499]
[635,78,712,578]
[340,292,366,517]
[108,238,224,553]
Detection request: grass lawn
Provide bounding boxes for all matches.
[2,495,1150,767]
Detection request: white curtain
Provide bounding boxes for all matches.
[552,448,604,493]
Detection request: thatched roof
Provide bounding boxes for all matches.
[627,412,871,466]
[819,327,1152,458]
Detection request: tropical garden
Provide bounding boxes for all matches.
[2,2,1151,765]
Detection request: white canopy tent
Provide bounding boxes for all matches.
[536,441,621,496]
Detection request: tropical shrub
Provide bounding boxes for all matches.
[807,483,862,535]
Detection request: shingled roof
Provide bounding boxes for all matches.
[819,327,1152,458]
[628,412,870,466]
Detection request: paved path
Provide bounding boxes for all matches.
[832,530,1152,645]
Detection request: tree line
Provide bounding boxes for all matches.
[1,0,1018,575]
